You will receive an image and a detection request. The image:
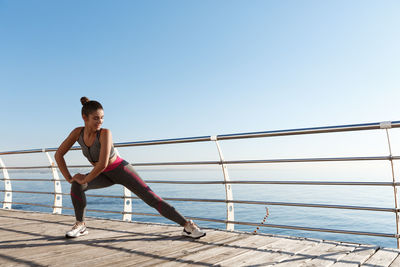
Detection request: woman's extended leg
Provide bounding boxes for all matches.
[107,162,188,226]
[110,164,206,238]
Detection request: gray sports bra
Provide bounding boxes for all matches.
[77,128,116,163]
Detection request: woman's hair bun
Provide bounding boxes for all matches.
[80,97,103,116]
[80,96,90,105]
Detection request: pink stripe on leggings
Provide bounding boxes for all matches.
[103,156,123,172]
[71,191,82,202]
[123,165,164,213]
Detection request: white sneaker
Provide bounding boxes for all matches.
[182,220,206,239]
[65,222,88,238]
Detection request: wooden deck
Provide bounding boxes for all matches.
[0,209,399,267]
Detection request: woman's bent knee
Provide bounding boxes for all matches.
[71,181,87,192]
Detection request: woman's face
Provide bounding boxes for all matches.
[83,109,104,131]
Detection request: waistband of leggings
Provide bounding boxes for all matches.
[103,156,124,172]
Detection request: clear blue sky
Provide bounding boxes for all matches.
[1,0,399,155]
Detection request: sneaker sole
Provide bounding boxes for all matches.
[65,230,89,238]
[182,232,206,239]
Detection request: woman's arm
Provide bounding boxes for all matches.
[79,129,113,184]
[55,127,82,183]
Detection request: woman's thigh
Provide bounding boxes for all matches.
[84,173,115,191]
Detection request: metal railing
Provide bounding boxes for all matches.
[1,120,400,247]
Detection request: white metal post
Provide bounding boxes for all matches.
[381,122,400,249]
[0,158,12,209]
[115,148,132,221]
[45,152,62,214]
[212,136,235,231]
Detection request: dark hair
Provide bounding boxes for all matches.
[80,96,103,116]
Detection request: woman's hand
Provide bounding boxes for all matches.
[72,173,87,185]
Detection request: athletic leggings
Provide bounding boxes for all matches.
[70,159,187,226]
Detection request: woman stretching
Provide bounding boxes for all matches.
[55,97,205,239]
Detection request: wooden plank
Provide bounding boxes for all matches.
[300,242,357,266]
[0,253,41,267]
[389,254,400,267]
[145,234,261,266]
[361,248,400,267]
[331,244,379,267]
[273,241,339,266]
[217,237,320,266]
[203,234,284,265]
[99,231,246,267]
[217,241,285,266]
[0,222,57,242]
[0,212,72,233]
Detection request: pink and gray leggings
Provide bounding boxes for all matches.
[70,158,187,226]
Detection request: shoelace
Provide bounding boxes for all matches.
[187,221,199,232]
[72,223,84,230]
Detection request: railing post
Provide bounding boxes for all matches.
[123,187,132,222]
[45,151,62,214]
[115,148,132,222]
[0,158,12,209]
[381,122,400,249]
[211,136,235,231]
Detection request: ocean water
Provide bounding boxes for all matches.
[1,164,399,249]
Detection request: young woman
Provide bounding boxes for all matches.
[55,97,205,239]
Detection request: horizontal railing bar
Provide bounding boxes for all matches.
[0,146,81,155]
[1,155,399,170]
[160,198,396,212]
[0,190,124,199]
[2,121,400,155]
[217,121,400,141]
[2,203,119,214]
[131,212,164,217]
[0,166,55,170]
[2,178,399,186]
[86,209,122,214]
[0,202,119,213]
[224,156,393,164]
[0,178,59,182]
[85,194,123,198]
[146,180,400,186]
[119,156,397,167]
[1,191,395,212]
[1,189,395,212]
[56,165,92,168]
[96,195,398,212]
[0,201,63,209]
[0,165,92,170]
[186,217,398,238]
[115,136,212,148]
[1,190,55,195]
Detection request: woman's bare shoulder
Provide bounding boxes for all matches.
[99,128,112,143]
[99,128,113,139]
[100,128,111,134]
[69,127,83,139]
